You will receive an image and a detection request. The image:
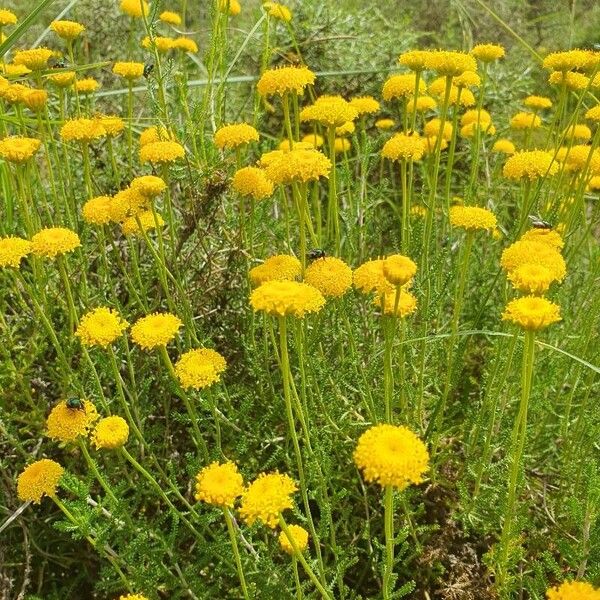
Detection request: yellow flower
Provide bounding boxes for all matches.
[17,459,64,504]
[159,10,182,25]
[141,36,176,53]
[461,109,491,127]
[139,125,175,146]
[424,118,453,141]
[279,525,309,555]
[0,9,17,26]
[119,595,149,600]
[263,2,292,21]
[375,290,418,317]
[48,71,76,87]
[131,312,183,350]
[214,123,259,149]
[382,73,426,101]
[383,254,417,286]
[195,461,244,507]
[239,472,297,528]
[350,96,380,115]
[31,227,80,258]
[250,280,325,317]
[140,140,185,164]
[353,424,430,489]
[556,145,600,173]
[264,147,331,184]
[454,70,481,88]
[426,50,477,76]
[503,150,558,180]
[76,307,129,348]
[502,296,561,330]
[492,139,515,155]
[460,121,496,138]
[0,236,32,268]
[381,132,425,162]
[257,65,315,96]
[510,111,541,129]
[548,70,589,91]
[131,175,167,197]
[121,210,165,236]
[304,256,352,298]
[249,255,301,286]
[232,166,274,200]
[471,43,505,62]
[406,95,437,113]
[300,133,324,147]
[75,78,99,94]
[585,104,600,122]
[92,416,130,450]
[2,64,30,77]
[398,49,433,71]
[112,61,145,80]
[0,136,41,163]
[375,118,395,130]
[336,121,355,136]
[50,20,85,40]
[353,259,393,295]
[588,175,600,191]
[60,118,106,142]
[120,0,149,17]
[0,82,28,104]
[543,50,591,72]
[563,124,592,141]
[46,399,98,443]
[427,78,475,106]
[173,37,198,53]
[524,95,552,110]
[423,136,448,154]
[507,264,555,295]
[334,137,351,153]
[546,581,600,600]
[12,48,54,70]
[108,188,148,222]
[449,205,496,231]
[175,348,227,390]
[22,89,48,112]
[501,240,566,281]
[300,95,358,128]
[219,0,241,15]
[95,115,124,137]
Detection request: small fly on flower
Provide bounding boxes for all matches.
[307,248,326,261]
[143,63,154,79]
[65,397,84,411]
[49,57,68,69]
[528,215,552,229]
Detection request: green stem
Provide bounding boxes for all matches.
[223,508,250,600]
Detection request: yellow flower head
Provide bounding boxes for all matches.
[428,78,475,106]
[461,109,491,127]
[381,132,425,162]
[239,472,297,528]
[449,205,496,231]
[46,399,98,443]
[131,312,183,350]
[460,121,496,138]
[219,0,241,15]
[13,48,54,70]
[141,36,176,52]
[0,9,17,26]
[0,236,32,268]
[406,95,437,113]
[48,71,76,87]
[336,121,355,136]
[175,348,227,390]
[195,461,244,507]
[563,123,592,141]
[304,256,352,298]
[22,89,48,112]
[50,20,85,40]
[375,118,395,131]
[507,263,555,295]
[249,254,301,286]
[139,125,175,146]
[424,118,453,141]
[353,424,430,489]
[108,188,148,222]
[300,133,324,147]
[300,95,358,128]
[257,65,315,97]
[350,96,380,115]
[492,139,516,155]
[265,147,331,184]
[524,95,552,110]
[120,0,149,17]
[501,240,566,281]
[76,307,129,348]
[31,227,80,258]
[159,10,182,25]
[214,123,259,149]
[398,49,433,71]
[75,78,100,94]
[382,73,426,101]
[556,145,600,173]
[0,82,29,104]
[232,166,274,200]
[264,2,292,22]
[454,70,481,88]
[502,296,561,330]
[140,140,185,164]
[510,111,542,129]
[549,70,589,91]
[426,50,477,76]
[546,581,600,600]
[543,50,591,72]
[60,118,106,142]
[112,61,145,80]
[121,211,165,236]
[250,280,325,318]
[119,595,149,600]
[279,525,309,555]
[131,175,167,197]
[173,37,198,53]
[520,228,564,250]
[0,136,41,163]
[375,290,418,318]
[471,43,505,62]
[17,459,63,504]
[503,150,558,180]
[585,104,600,122]
[334,137,351,154]
[92,416,129,450]
[383,254,417,287]
[353,259,393,295]
[423,136,448,154]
